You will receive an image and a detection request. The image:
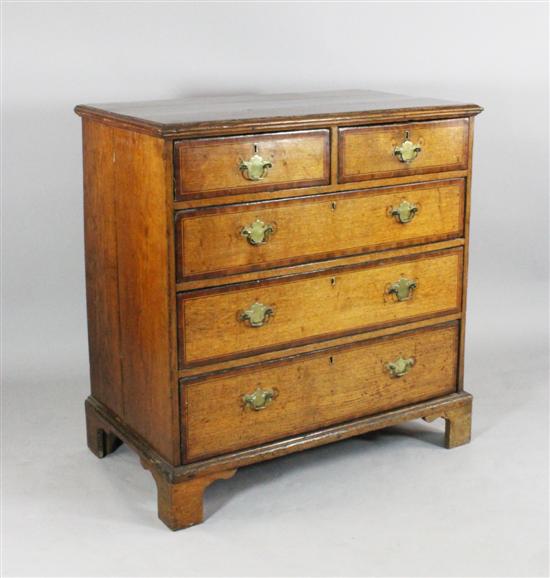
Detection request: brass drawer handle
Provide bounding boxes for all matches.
[239,144,272,181]
[386,356,415,378]
[242,387,277,410]
[238,302,274,327]
[394,131,421,163]
[241,219,275,245]
[390,200,418,224]
[388,277,417,301]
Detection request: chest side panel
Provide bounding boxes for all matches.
[83,121,124,415]
[82,119,179,464]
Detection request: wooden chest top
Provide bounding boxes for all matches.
[75,89,482,137]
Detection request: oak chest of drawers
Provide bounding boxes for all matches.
[76,90,482,530]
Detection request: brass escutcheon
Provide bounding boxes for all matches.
[386,356,415,378]
[390,200,418,224]
[242,387,277,410]
[241,219,275,246]
[388,277,417,301]
[239,144,273,181]
[394,131,422,163]
[238,302,274,327]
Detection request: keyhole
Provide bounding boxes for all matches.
[331,201,337,211]
[329,356,334,365]
[331,277,336,287]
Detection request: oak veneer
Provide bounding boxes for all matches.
[175,179,465,280]
[77,89,482,530]
[183,323,459,461]
[175,130,330,199]
[339,118,469,182]
[178,248,463,366]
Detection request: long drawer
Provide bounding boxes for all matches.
[339,119,469,183]
[182,322,459,461]
[175,179,465,281]
[175,130,330,199]
[177,248,463,366]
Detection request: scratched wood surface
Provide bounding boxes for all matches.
[75,89,482,138]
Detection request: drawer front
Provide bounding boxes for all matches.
[175,130,330,199]
[178,249,462,366]
[339,119,469,183]
[176,179,465,280]
[182,323,459,461]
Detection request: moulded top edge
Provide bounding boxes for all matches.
[74,90,483,137]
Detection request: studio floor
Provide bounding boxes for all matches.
[3,298,549,577]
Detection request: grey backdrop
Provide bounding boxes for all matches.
[3,2,549,577]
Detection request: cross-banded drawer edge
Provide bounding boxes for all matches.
[181,321,459,462]
[177,247,463,367]
[175,178,466,282]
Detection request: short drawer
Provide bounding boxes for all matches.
[182,322,459,461]
[338,119,469,183]
[177,248,462,366]
[176,179,465,280]
[175,130,330,199]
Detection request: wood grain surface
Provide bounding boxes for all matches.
[75,89,482,138]
[178,248,463,366]
[176,179,465,280]
[175,130,329,199]
[182,323,459,461]
[339,118,469,182]
[82,119,179,463]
